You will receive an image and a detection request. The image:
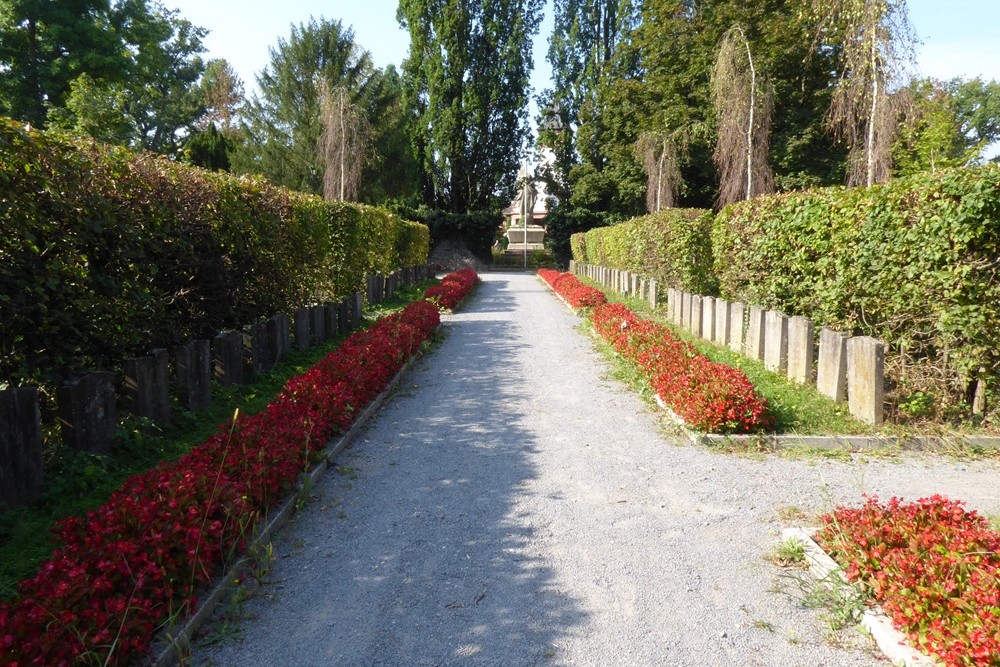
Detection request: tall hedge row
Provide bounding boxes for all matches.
[713,166,1000,397]
[570,208,716,294]
[0,119,429,386]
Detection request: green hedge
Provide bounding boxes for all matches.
[570,208,716,294]
[712,165,1000,400]
[0,119,429,386]
[389,205,501,263]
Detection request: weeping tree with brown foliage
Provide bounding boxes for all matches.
[635,130,684,212]
[816,0,915,187]
[318,81,369,202]
[711,25,774,209]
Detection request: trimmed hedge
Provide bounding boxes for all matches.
[712,165,1000,403]
[389,205,501,263]
[570,208,716,294]
[0,119,429,386]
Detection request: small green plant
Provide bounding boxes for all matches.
[898,391,935,418]
[767,538,806,567]
[335,465,359,480]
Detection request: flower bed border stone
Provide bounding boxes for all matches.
[538,274,1000,452]
[781,527,939,667]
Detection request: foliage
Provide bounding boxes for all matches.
[423,268,480,310]
[318,82,369,202]
[635,130,684,212]
[712,164,1000,413]
[538,269,607,308]
[0,298,444,666]
[184,123,231,171]
[392,205,502,263]
[590,301,770,432]
[815,0,916,186]
[711,25,775,207]
[544,206,606,266]
[398,0,543,212]
[572,208,716,294]
[234,18,417,204]
[197,58,244,133]
[816,495,1000,666]
[0,119,429,390]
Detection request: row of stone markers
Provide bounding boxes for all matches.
[663,289,884,426]
[0,265,434,511]
[568,260,659,309]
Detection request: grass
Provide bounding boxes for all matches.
[580,279,876,436]
[0,281,436,601]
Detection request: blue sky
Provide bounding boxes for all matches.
[168,0,1000,104]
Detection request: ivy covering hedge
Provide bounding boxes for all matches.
[712,166,1000,401]
[0,119,429,386]
[570,208,716,294]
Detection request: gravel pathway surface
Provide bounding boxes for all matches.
[193,272,1000,667]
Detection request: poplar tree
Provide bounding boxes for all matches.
[398,0,544,212]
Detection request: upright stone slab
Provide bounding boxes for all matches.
[268,313,290,364]
[58,373,117,454]
[764,310,789,373]
[0,387,44,508]
[787,316,815,384]
[683,293,693,330]
[376,275,386,302]
[745,306,766,360]
[174,340,211,412]
[648,280,658,309]
[667,289,675,320]
[213,331,245,387]
[817,328,849,402]
[631,273,639,295]
[702,296,716,341]
[338,298,351,334]
[294,308,311,351]
[729,302,745,354]
[310,306,325,345]
[714,299,731,346]
[123,348,171,425]
[248,320,270,374]
[324,303,338,340]
[690,296,703,337]
[847,336,885,425]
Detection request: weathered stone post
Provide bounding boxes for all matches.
[713,299,730,346]
[174,340,212,412]
[702,296,716,341]
[248,320,270,374]
[729,302,745,354]
[310,305,325,345]
[58,373,118,454]
[0,387,44,508]
[745,306,766,360]
[764,310,789,374]
[787,316,815,384]
[268,314,290,364]
[123,348,171,424]
[294,308,311,351]
[817,328,849,402]
[648,279,658,309]
[690,296,704,337]
[352,292,363,327]
[847,337,885,424]
[213,331,245,387]
[324,303,339,340]
[338,298,351,334]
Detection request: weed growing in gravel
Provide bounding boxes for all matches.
[775,505,809,523]
[766,538,807,567]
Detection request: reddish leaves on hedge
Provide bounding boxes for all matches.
[816,495,1000,667]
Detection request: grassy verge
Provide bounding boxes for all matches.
[578,279,873,436]
[0,281,436,600]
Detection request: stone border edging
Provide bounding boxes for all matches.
[781,528,938,667]
[149,326,440,667]
[538,274,1000,452]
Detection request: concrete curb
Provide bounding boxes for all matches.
[781,528,939,667]
[149,327,440,667]
[538,275,1000,453]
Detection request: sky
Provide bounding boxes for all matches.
[166,0,1000,112]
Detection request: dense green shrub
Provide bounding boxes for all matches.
[570,208,716,294]
[389,204,501,262]
[544,207,606,266]
[712,165,1000,407]
[0,119,429,387]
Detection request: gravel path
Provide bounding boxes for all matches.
[193,272,1000,667]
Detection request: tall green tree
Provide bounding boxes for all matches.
[235,17,416,202]
[398,0,544,213]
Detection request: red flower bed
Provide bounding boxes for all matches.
[0,299,444,666]
[816,495,1000,667]
[424,267,479,310]
[590,303,769,433]
[538,268,607,308]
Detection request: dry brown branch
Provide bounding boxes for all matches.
[636,130,683,211]
[318,80,369,202]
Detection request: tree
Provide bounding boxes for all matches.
[184,123,232,170]
[946,77,1000,156]
[816,0,915,186]
[235,17,416,203]
[317,82,368,202]
[398,0,544,213]
[198,59,245,133]
[635,130,683,211]
[711,25,774,207]
[46,73,137,145]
